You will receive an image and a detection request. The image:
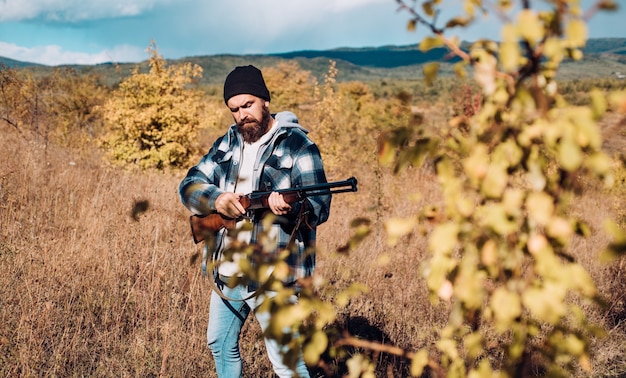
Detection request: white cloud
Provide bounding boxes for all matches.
[0,41,145,65]
[0,0,176,22]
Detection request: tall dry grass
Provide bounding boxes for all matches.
[1,108,625,377]
[0,127,212,376]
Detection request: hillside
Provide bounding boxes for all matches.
[2,38,626,85]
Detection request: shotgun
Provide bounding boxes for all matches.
[189,177,358,243]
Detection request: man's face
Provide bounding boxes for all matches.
[227,94,272,144]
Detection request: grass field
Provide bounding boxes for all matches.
[1,104,625,377]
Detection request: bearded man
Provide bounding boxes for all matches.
[179,65,331,378]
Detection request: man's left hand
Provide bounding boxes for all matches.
[268,192,291,215]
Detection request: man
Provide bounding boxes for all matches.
[179,65,331,378]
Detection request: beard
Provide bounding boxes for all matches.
[236,105,272,144]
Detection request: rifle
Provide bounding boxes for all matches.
[189,177,358,243]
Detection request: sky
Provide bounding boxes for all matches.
[0,0,624,67]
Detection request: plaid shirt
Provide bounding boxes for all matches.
[179,111,331,285]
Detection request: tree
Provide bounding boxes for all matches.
[100,42,204,170]
[370,0,626,376]
[233,1,626,377]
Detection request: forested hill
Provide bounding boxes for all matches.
[2,38,625,85]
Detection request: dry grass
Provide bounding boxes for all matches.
[1,109,625,377]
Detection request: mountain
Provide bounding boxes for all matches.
[2,38,625,84]
[0,56,44,68]
[270,45,463,68]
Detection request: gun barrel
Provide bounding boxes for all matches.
[270,177,358,196]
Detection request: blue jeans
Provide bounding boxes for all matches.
[206,281,310,378]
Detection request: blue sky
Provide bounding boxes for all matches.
[0,0,624,66]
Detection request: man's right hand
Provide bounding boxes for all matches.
[215,192,246,219]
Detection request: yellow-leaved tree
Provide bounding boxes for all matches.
[371,0,626,376]
[100,42,204,170]
[241,1,626,377]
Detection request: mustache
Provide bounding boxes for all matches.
[237,117,259,127]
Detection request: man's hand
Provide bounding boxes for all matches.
[215,192,246,219]
[268,192,292,215]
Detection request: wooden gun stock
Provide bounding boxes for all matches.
[188,177,358,244]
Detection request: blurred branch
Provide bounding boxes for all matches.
[395,0,471,63]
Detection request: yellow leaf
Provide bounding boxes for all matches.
[579,353,592,372]
[478,204,518,236]
[445,16,471,28]
[526,192,554,226]
[558,137,583,171]
[565,263,597,297]
[422,1,435,17]
[502,188,524,217]
[385,217,418,246]
[423,62,440,86]
[455,266,486,309]
[407,19,417,32]
[481,163,508,199]
[453,61,467,78]
[609,90,626,113]
[419,36,444,52]
[499,41,521,72]
[411,350,429,377]
[303,330,328,365]
[429,222,459,256]
[566,19,588,48]
[546,216,573,245]
[585,152,612,180]
[522,283,566,324]
[517,10,544,45]
[464,332,483,359]
[590,89,607,119]
[463,143,489,186]
[491,287,522,332]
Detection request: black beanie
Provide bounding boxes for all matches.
[223,65,271,104]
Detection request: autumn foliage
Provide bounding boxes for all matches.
[100,42,205,170]
[1,2,626,377]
